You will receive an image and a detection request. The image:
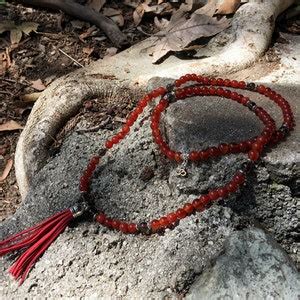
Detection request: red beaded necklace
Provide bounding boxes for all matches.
[0,74,295,284]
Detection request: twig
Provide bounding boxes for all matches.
[58,49,84,68]
[76,116,111,132]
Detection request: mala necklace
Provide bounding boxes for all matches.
[0,74,295,284]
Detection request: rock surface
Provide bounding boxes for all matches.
[186,228,300,300]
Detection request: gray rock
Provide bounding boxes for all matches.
[185,228,300,300]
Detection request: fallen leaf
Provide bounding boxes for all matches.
[87,0,106,12]
[124,0,140,9]
[111,15,124,27]
[150,13,230,63]
[103,7,122,17]
[0,159,13,182]
[194,0,218,16]
[10,28,22,44]
[154,17,169,30]
[0,20,38,45]
[18,22,39,35]
[216,0,241,14]
[21,92,42,102]
[31,79,46,91]
[79,25,97,41]
[133,1,173,26]
[82,47,94,56]
[0,120,23,132]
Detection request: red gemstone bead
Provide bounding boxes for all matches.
[189,151,199,161]
[183,203,194,215]
[252,142,264,152]
[128,223,137,234]
[217,187,229,198]
[119,223,129,233]
[176,208,187,219]
[226,181,238,193]
[111,136,120,144]
[238,81,246,89]
[150,219,160,232]
[233,172,245,185]
[166,213,177,223]
[96,213,106,224]
[111,219,121,230]
[105,140,113,149]
[248,150,260,161]
[159,217,169,228]
[208,189,219,201]
[104,218,113,228]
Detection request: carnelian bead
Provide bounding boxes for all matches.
[227,181,238,193]
[166,150,176,160]
[150,220,160,232]
[208,190,219,201]
[104,218,113,228]
[159,217,169,228]
[183,203,194,215]
[208,147,220,157]
[96,213,106,224]
[248,150,260,161]
[174,153,182,162]
[189,151,199,161]
[217,187,229,198]
[231,80,239,88]
[111,220,121,230]
[176,208,187,219]
[111,136,120,144]
[175,79,181,87]
[233,172,245,185]
[90,156,100,166]
[157,87,167,95]
[119,223,129,233]
[224,79,230,86]
[128,223,137,234]
[167,213,177,223]
[216,78,224,85]
[136,106,143,114]
[252,142,264,152]
[105,140,113,149]
[122,125,130,134]
[238,81,246,89]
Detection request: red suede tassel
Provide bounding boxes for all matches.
[0,209,74,285]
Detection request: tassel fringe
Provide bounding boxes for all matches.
[0,209,73,285]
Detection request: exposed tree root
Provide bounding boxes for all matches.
[15,0,294,199]
[10,0,129,48]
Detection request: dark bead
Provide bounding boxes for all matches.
[246,101,257,111]
[246,82,256,90]
[166,83,175,92]
[165,91,176,103]
[279,123,289,135]
[240,161,253,173]
[138,222,152,235]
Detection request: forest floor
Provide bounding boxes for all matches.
[0,1,299,221]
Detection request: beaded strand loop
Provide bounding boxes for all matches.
[79,74,295,235]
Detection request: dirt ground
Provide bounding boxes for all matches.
[0,1,299,221]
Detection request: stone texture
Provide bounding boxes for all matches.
[186,228,300,300]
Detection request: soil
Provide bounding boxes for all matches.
[0,1,299,222]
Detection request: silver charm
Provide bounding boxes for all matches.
[176,153,189,177]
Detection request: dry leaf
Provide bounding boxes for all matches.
[0,120,23,132]
[0,20,38,45]
[31,79,46,91]
[154,17,169,30]
[150,13,230,63]
[87,0,106,12]
[216,0,241,14]
[79,25,97,41]
[133,1,172,26]
[70,20,86,29]
[21,92,41,102]
[194,0,218,16]
[111,15,124,27]
[83,47,94,56]
[103,8,124,27]
[0,159,13,182]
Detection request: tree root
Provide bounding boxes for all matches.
[14,0,294,199]
[11,0,129,48]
